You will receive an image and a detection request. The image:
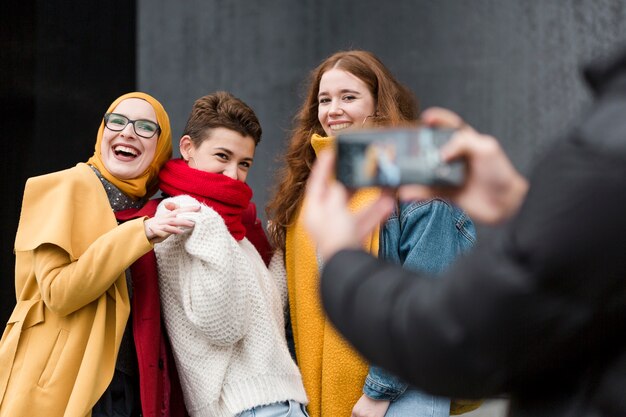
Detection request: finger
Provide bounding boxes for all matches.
[175,205,201,213]
[167,206,200,217]
[455,196,501,225]
[397,184,439,202]
[157,215,196,227]
[163,201,179,211]
[146,219,187,243]
[154,209,196,224]
[421,107,466,129]
[153,218,194,234]
[314,150,335,184]
[170,219,196,228]
[160,225,187,235]
[345,188,357,201]
[353,195,395,240]
[439,130,478,162]
[326,181,350,209]
[379,187,396,199]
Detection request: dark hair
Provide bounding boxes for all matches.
[183,91,262,145]
[266,50,419,251]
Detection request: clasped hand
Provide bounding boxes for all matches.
[144,201,200,244]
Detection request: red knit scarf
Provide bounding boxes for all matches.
[158,158,252,240]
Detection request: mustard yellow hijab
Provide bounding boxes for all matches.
[87,92,172,199]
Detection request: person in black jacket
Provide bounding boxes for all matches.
[301,47,626,417]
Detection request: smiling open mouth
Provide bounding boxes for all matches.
[330,122,352,131]
[114,145,139,158]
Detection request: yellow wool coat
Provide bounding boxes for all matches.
[0,163,153,417]
[285,135,381,417]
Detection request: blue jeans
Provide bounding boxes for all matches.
[237,400,309,417]
[385,389,450,417]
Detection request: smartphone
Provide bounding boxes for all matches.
[335,127,465,189]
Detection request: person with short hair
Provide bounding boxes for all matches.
[154,91,308,417]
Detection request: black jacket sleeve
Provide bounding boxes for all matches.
[321,65,626,400]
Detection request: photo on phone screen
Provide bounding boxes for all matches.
[336,128,465,189]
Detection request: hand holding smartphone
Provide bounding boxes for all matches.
[335,127,465,189]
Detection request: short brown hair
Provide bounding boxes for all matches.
[183,91,262,145]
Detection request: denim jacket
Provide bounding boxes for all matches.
[363,198,476,401]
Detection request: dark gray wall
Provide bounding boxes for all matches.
[138,0,626,223]
[1,0,136,324]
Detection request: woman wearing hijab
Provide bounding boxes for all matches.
[0,92,195,417]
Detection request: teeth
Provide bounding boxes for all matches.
[330,123,352,131]
[114,145,138,156]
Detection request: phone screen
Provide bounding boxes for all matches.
[336,128,464,188]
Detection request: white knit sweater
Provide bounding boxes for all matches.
[154,195,307,417]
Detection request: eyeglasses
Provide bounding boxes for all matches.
[104,113,161,139]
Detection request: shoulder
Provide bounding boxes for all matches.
[399,198,468,224]
[25,163,98,194]
[16,164,115,255]
[22,163,105,211]
[397,198,476,242]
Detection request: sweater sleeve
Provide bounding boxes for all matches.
[268,250,289,316]
[33,218,152,316]
[158,196,251,346]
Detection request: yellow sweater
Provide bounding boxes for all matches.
[285,135,380,417]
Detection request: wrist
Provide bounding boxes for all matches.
[143,218,158,244]
[503,173,529,218]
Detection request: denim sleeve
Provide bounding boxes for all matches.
[363,364,408,400]
[363,199,476,401]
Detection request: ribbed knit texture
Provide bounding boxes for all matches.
[154,195,307,417]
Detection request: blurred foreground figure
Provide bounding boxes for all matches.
[303,48,626,417]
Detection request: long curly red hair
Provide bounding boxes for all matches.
[266,50,419,251]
